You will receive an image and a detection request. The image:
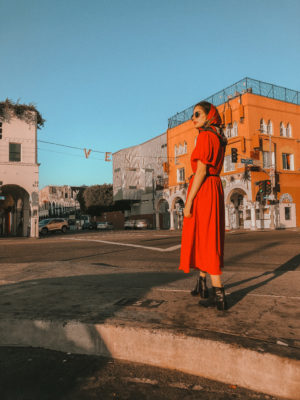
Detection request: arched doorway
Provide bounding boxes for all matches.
[0,185,30,237]
[227,189,247,229]
[172,197,185,230]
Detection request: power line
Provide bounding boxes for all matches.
[38,147,106,160]
[38,140,106,154]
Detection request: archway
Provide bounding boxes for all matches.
[172,197,185,230]
[226,188,248,229]
[0,185,30,237]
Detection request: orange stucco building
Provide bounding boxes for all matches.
[164,78,300,230]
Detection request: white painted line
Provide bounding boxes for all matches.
[62,237,181,252]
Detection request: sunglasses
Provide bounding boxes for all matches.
[192,111,202,119]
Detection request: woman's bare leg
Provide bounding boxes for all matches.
[210,274,222,288]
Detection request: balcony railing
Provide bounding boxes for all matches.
[168,77,300,129]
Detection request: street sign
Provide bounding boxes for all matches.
[241,159,253,165]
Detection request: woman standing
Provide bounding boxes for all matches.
[179,101,228,310]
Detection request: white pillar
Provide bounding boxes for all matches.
[170,210,175,230]
[156,211,160,230]
[225,205,231,230]
[250,203,256,230]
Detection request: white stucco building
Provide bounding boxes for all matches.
[112,133,170,228]
[39,185,81,218]
[0,107,40,237]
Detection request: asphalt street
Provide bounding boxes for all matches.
[0,229,300,271]
[0,228,299,399]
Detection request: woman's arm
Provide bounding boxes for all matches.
[183,160,207,218]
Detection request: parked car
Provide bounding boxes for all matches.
[97,221,114,230]
[124,219,136,229]
[135,219,148,229]
[82,221,97,230]
[39,218,69,235]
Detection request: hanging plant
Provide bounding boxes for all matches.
[0,98,45,129]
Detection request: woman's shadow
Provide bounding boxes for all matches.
[225,253,300,309]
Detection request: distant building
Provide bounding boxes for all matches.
[0,102,41,237]
[167,77,300,230]
[112,132,169,228]
[39,185,82,218]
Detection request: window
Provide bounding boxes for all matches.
[260,119,267,133]
[0,122,2,139]
[65,193,68,199]
[285,207,291,220]
[246,210,251,220]
[262,151,275,168]
[177,167,185,182]
[286,123,292,138]
[223,155,235,172]
[267,120,273,135]
[9,143,21,162]
[225,124,232,138]
[282,153,294,170]
[232,122,238,137]
[280,122,286,137]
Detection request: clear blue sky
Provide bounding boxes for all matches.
[1,0,299,188]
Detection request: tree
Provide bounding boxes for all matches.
[76,187,87,213]
[83,184,114,216]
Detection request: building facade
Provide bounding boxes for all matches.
[39,185,81,219]
[112,133,170,228]
[166,78,300,230]
[0,109,40,237]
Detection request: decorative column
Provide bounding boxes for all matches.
[30,192,39,238]
[225,205,231,230]
[169,210,175,230]
[250,203,256,230]
[156,211,160,230]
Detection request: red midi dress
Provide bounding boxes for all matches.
[179,128,225,275]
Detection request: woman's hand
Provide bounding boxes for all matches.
[183,202,192,218]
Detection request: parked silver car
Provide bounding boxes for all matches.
[124,220,136,229]
[135,219,148,229]
[97,221,114,230]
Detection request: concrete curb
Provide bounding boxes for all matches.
[1,319,300,399]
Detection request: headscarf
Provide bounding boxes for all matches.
[201,104,227,147]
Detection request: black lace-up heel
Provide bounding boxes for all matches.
[212,286,228,311]
[191,276,209,298]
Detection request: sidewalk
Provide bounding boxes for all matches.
[0,260,299,399]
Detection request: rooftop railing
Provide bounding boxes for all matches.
[168,77,300,129]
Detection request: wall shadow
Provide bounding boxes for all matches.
[0,270,189,399]
[225,253,300,309]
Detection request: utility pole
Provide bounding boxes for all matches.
[152,171,156,229]
[268,130,275,229]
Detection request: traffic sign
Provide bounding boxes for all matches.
[241,159,253,165]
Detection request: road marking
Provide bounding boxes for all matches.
[62,237,181,252]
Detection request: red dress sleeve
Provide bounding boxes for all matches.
[191,131,216,166]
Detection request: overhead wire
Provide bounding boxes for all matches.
[37,138,182,161]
